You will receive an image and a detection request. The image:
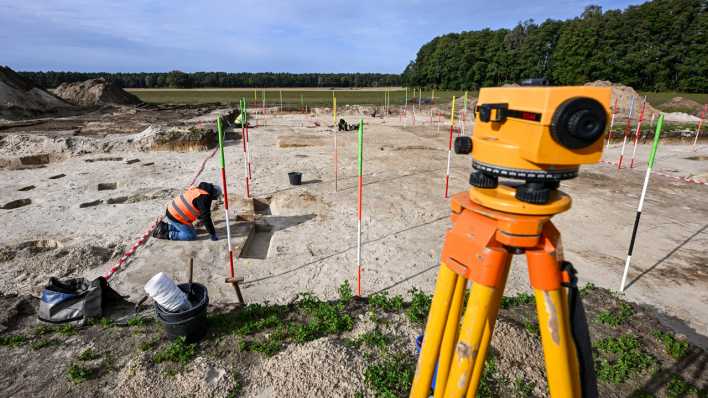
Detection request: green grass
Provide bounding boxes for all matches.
[652,331,689,360]
[31,338,60,350]
[357,329,392,350]
[67,363,95,383]
[338,280,354,304]
[78,348,100,361]
[595,302,634,327]
[405,288,432,327]
[127,88,471,107]
[369,292,405,313]
[665,374,699,398]
[513,376,535,397]
[500,292,535,309]
[595,334,656,384]
[639,92,708,113]
[0,334,27,347]
[153,336,197,365]
[58,324,78,336]
[477,355,499,398]
[364,352,416,398]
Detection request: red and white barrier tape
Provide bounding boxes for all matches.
[104,146,220,280]
[600,160,707,186]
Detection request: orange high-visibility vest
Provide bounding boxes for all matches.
[167,187,208,225]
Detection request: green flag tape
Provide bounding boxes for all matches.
[647,114,664,168]
[357,120,364,175]
[216,115,225,168]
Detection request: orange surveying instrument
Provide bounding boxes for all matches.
[410,85,611,397]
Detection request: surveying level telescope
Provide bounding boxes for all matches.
[455,86,611,208]
[411,86,611,398]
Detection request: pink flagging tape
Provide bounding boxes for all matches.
[600,160,708,186]
[104,147,220,280]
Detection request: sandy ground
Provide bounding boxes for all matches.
[1,108,706,346]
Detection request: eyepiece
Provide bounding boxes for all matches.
[550,97,607,149]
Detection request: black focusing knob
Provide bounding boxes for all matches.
[454,136,473,154]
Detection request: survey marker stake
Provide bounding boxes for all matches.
[356,119,364,297]
[217,115,245,305]
[240,99,251,198]
[617,95,635,169]
[692,104,706,149]
[620,114,664,292]
[333,95,338,192]
[444,96,456,198]
[629,96,647,168]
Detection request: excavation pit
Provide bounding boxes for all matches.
[79,199,103,208]
[240,223,273,260]
[97,182,118,191]
[2,198,31,210]
[48,174,66,179]
[17,185,35,191]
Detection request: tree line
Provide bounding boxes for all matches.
[18,71,402,89]
[402,0,707,92]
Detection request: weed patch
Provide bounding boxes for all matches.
[0,334,27,347]
[31,338,59,350]
[405,288,432,326]
[78,348,100,361]
[154,336,197,365]
[67,363,95,383]
[595,303,634,327]
[595,334,655,384]
[364,352,415,398]
[652,331,689,360]
[500,292,534,309]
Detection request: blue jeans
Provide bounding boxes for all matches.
[166,219,197,241]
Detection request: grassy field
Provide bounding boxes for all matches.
[126,88,473,108]
[128,88,706,115]
[639,91,708,113]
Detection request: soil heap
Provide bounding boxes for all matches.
[0,66,72,119]
[54,78,141,107]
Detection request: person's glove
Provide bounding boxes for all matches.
[210,234,219,241]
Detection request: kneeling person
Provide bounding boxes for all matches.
[157,182,222,241]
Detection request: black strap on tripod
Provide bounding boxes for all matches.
[561,261,599,398]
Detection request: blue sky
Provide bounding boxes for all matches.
[1,0,644,73]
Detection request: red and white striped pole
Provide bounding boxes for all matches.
[629,96,647,168]
[444,96,457,198]
[240,99,251,198]
[617,95,635,169]
[607,96,619,148]
[692,104,706,149]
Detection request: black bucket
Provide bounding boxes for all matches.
[155,282,209,343]
[288,172,303,185]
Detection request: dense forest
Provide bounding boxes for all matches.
[402,0,707,92]
[17,71,401,90]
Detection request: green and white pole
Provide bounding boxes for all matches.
[356,120,364,296]
[216,115,236,280]
[239,99,251,198]
[620,114,664,292]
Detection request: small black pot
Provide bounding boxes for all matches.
[288,172,303,185]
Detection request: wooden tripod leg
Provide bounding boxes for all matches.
[527,240,582,397]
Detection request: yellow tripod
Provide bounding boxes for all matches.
[410,185,597,398]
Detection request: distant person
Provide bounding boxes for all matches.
[153,182,222,241]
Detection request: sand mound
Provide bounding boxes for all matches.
[242,337,370,398]
[0,240,116,295]
[128,125,217,151]
[0,66,72,119]
[585,80,660,118]
[113,354,233,398]
[658,97,704,114]
[54,78,141,107]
